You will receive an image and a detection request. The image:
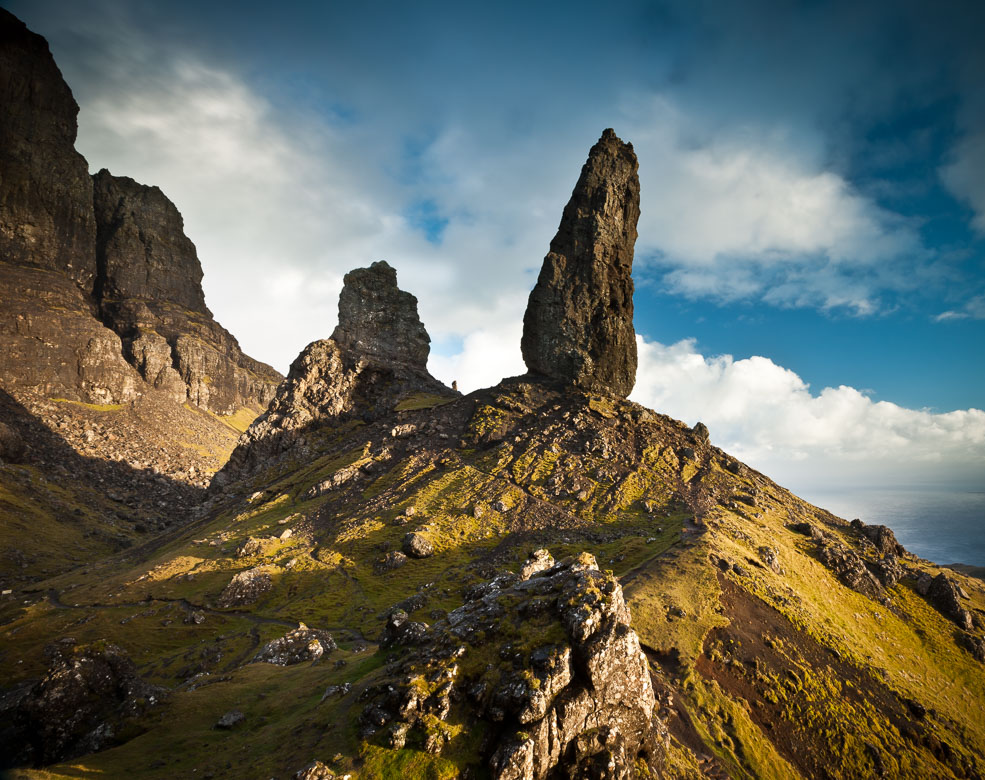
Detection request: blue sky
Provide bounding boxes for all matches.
[6,0,984,490]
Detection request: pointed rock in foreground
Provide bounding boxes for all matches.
[521,128,640,397]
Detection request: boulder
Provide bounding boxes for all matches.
[402,532,434,559]
[521,129,640,397]
[380,610,429,648]
[0,421,26,463]
[216,567,272,608]
[14,641,164,765]
[927,573,974,630]
[254,623,336,665]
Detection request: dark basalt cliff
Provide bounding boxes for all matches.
[0,9,281,414]
[0,10,96,286]
[521,128,640,398]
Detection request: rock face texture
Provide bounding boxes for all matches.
[331,261,431,369]
[359,551,667,779]
[221,261,453,481]
[0,9,96,287]
[92,170,208,311]
[12,641,163,766]
[521,129,640,397]
[0,11,280,413]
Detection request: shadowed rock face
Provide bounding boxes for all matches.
[93,170,208,313]
[331,260,430,369]
[0,9,96,287]
[521,128,640,398]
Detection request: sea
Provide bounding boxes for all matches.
[796,487,985,568]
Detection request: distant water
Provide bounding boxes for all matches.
[796,487,985,567]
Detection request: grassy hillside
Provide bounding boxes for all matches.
[1,378,982,778]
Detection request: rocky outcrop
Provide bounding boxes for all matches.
[92,171,281,413]
[331,261,431,368]
[0,11,280,414]
[92,170,208,311]
[927,573,974,630]
[254,623,336,665]
[221,261,453,481]
[521,129,640,398]
[358,551,667,778]
[0,10,96,287]
[11,641,164,766]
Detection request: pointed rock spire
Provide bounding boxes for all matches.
[521,128,640,397]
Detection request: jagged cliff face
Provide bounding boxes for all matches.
[92,170,208,312]
[0,9,281,415]
[0,10,96,287]
[222,260,453,481]
[521,128,640,398]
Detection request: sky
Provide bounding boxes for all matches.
[6,0,985,494]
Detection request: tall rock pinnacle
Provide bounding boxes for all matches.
[331,260,430,369]
[520,128,640,397]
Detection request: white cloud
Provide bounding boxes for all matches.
[622,99,928,312]
[632,336,985,489]
[428,322,525,393]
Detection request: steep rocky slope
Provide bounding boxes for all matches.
[0,127,982,780]
[0,9,281,414]
[0,10,282,583]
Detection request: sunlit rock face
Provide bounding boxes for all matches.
[521,128,640,398]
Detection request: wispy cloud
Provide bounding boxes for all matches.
[934,294,985,322]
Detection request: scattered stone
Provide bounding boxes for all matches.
[215,709,245,729]
[254,623,337,666]
[279,528,293,540]
[380,610,429,648]
[691,422,710,444]
[519,549,555,580]
[216,567,272,608]
[294,760,337,780]
[183,610,206,625]
[376,551,408,573]
[520,129,640,397]
[402,532,434,559]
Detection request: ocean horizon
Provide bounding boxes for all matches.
[795,485,985,568]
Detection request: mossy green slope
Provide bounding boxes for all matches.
[2,377,983,778]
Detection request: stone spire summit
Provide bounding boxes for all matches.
[520,128,640,397]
